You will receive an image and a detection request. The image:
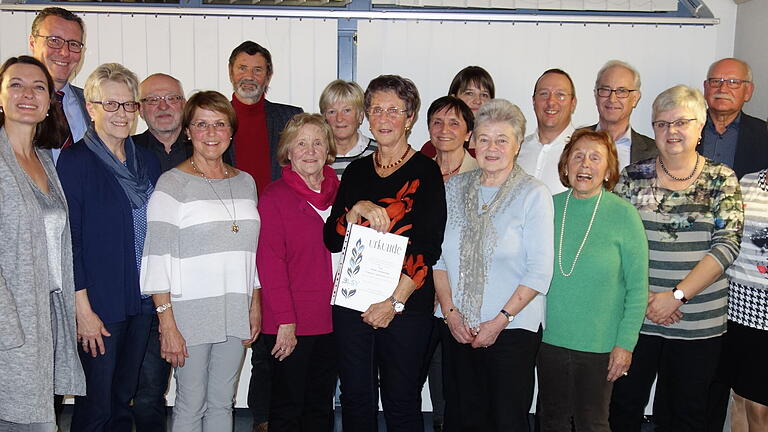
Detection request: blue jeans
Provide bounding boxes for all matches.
[132,313,171,432]
[71,298,153,432]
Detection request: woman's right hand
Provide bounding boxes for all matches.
[76,309,111,357]
[159,323,189,368]
[445,309,474,344]
[347,200,390,233]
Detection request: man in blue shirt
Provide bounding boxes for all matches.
[700,58,768,179]
[29,7,89,163]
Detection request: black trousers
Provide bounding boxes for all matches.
[333,306,433,432]
[537,342,612,432]
[609,334,723,432]
[132,313,171,432]
[248,336,272,425]
[441,320,541,432]
[262,333,337,432]
[419,317,445,422]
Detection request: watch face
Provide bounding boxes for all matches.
[394,303,405,313]
[673,289,684,300]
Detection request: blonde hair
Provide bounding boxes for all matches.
[277,113,336,166]
[84,63,139,102]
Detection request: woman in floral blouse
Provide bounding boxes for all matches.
[608,85,743,432]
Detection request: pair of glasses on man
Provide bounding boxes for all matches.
[140,95,184,106]
[706,78,751,89]
[595,87,637,98]
[34,34,84,53]
[91,101,140,113]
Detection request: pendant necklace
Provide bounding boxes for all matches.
[558,189,603,277]
[190,159,239,233]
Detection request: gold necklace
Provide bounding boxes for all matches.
[190,159,239,233]
[375,145,411,170]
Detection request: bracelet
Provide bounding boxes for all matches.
[156,303,172,314]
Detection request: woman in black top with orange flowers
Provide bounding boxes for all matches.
[324,75,447,432]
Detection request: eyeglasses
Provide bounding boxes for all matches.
[595,87,637,99]
[367,107,409,118]
[534,90,572,102]
[706,78,751,89]
[33,34,84,53]
[91,100,140,113]
[652,118,697,130]
[190,121,230,131]
[140,95,184,106]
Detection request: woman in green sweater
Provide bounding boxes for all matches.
[536,128,649,431]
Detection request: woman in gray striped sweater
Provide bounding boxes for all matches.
[141,91,261,432]
[609,85,744,431]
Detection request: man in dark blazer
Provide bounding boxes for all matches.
[699,57,768,179]
[29,7,90,163]
[225,40,302,432]
[589,60,657,169]
[226,40,303,197]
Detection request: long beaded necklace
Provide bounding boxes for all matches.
[190,159,239,233]
[374,145,411,170]
[659,155,699,182]
[558,189,603,277]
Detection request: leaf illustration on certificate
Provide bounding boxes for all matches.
[341,238,364,298]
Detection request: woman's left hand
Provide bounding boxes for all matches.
[607,346,633,382]
[243,307,262,345]
[271,323,297,361]
[361,300,396,329]
[470,314,507,349]
[646,291,683,325]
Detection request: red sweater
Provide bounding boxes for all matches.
[232,95,270,195]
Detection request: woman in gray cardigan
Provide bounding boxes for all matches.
[0,56,85,430]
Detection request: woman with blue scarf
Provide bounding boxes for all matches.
[57,63,160,432]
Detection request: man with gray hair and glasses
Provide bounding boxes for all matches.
[700,57,768,179]
[29,6,89,162]
[589,60,657,170]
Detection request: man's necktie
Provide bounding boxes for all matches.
[55,90,73,149]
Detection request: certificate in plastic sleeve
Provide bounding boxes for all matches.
[331,223,409,312]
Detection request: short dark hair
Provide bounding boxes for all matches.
[448,66,495,99]
[0,56,68,149]
[364,75,420,123]
[183,91,238,136]
[31,7,85,36]
[534,68,576,95]
[427,96,474,132]
[557,128,619,191]
[228,41,273,76]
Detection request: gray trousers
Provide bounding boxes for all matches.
[171,336,245,432]
[0,420,56,432]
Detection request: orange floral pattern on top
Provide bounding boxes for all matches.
[334,179,428,288]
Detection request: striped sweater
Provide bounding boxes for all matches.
[140,168,260,346]
[614,158,743,340]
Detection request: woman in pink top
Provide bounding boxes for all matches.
[256,113,340,431]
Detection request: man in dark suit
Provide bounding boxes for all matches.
[700,57,768,432]
[29,7,90,163]
[699,57,768,179]
[226,40,303,196]
[226,40,302,432]
[589,60,656,169]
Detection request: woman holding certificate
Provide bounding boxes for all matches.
[434,99,554,431]
[324,74,447,432]
[257,113,340,431]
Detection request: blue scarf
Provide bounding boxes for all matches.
[82,128,152,209]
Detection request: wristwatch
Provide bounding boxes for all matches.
[388,296,405,314]
[672,287,688,304]
[156,303,172,314]
[500,309,515,323]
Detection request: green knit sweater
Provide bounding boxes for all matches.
[543,189,649,353]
